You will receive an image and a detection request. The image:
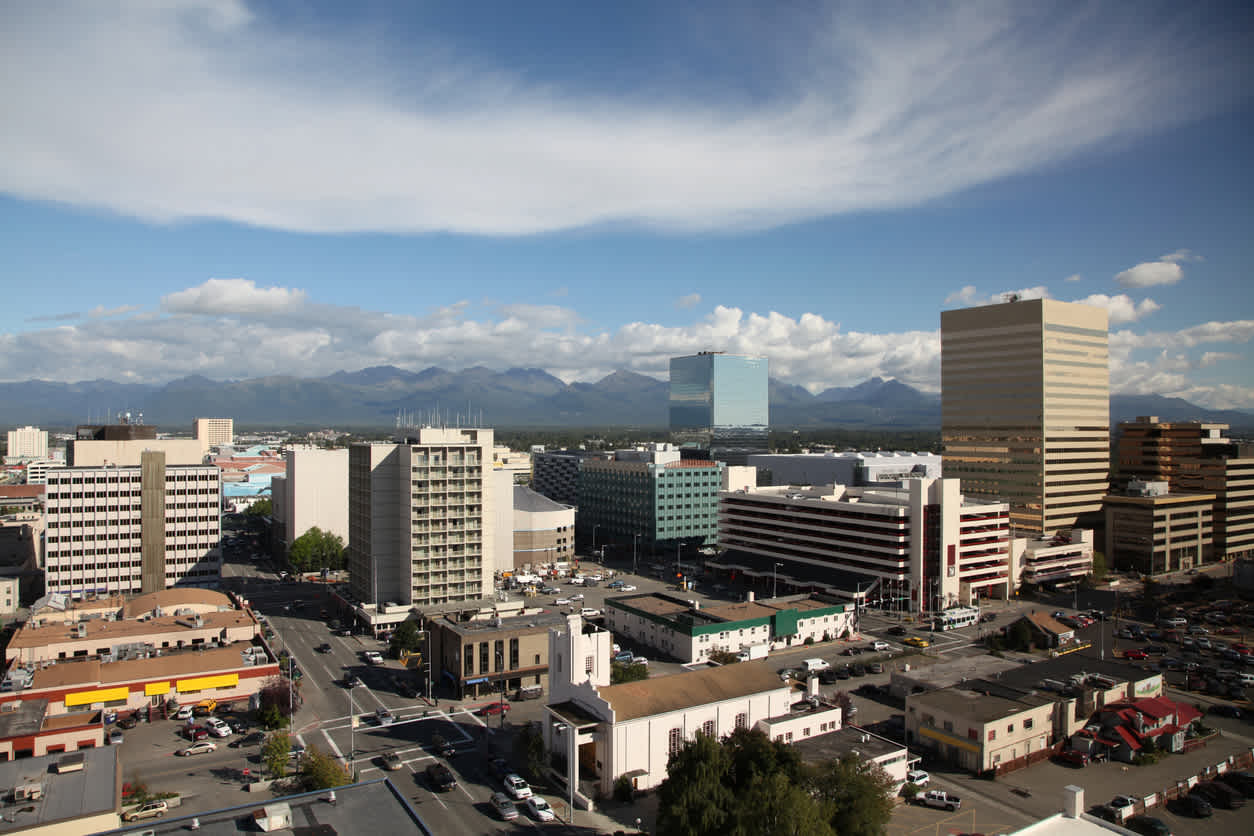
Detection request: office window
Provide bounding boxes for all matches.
[1023,718,1034,730]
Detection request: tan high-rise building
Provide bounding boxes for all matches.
[942,298,1109,536]
[194,418,234,450]
[1115,417,1254,561]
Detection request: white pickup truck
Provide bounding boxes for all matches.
[918,790,961,811]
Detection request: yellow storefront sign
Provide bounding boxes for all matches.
[145,681,171,696]
[176,673,239,693]
[64,686,129,707]
[918,725,981,754]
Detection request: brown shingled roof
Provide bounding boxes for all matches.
[1023,611,1071,635]
[599,659,786,722]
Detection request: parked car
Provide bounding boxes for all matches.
[490,791,519,821]
[177,741,217,757]
[116,715,139,730]
[1056,749,1089,767]
[229,731,267,749]
[1124,649,1149,660]
[887,625,908,636]
[315,643,333,653]
[174,705,194,720]
[620,584,637,592]
[554,597,572,606]
[607,580,625,589]
[1208,704,1242,719]
[205,717,232,738]
[344,675,363,688]
[503,773,533,800]
[526,795,556,822]
[375,707,395,726]
[124,800,169,821]
[478,702,511,717]
[871,640,890,652]
[1124,815,1171,836]
[906,769,930,787]
[1181,792,1214,817]
[382,751,404,771]
[183,725,209,741]
[868,662,885,674]
[426,762,457,792]
[364,651,384,665]
[108,729,124,746]
[432,734,456,758]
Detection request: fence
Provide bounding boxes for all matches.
[1105,747,1254,822]
[990,742,1062,777]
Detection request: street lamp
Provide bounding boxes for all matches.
[773,562,784,599]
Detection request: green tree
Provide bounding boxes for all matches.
[512,722,546,781]
[1090,550,1108,582]
[707,649,740,666]
[245,497,272,517]
[389,620,423,658]
[804,754,896,836]
[256,676,297,723]
[656,733,734,836]
[731,771,835,836]
[288,526,345,572]
[724,728,801,792]
[610,661,650,684]
[300,745,352,790]
[1007,619,1034,652]
[261,732,291,778]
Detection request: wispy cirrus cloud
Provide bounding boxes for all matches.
[0,2,1246,236]
[676,294,702,309]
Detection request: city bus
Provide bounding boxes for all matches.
[931,606,980,632]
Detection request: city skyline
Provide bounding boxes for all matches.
[2,2,1252,408]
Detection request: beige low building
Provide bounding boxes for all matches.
[906,686,1056,774]
[512,485,575,570]
[0,745,122,833]
[10,589,258,666]
[1104,481,1216,575]
[0,698,106,760]
[428,609,569,700]
[2,589,278,717]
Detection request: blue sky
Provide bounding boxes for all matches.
[2,1,1253,407]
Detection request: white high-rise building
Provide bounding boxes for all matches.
[43,452,222,596]
[6,426,48,460]
[272,447,349,552]
[348,428,497,608]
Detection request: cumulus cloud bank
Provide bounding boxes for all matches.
[2,279,1251,408]
[1115,250,1203,288]
[0,2,1246,236]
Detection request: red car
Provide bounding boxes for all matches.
[183,725,209,741]
[1056,749,1089,767]
[1124,649,1148,660]
[477,702,511,717]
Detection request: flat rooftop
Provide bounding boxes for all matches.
[909,686,1054,723]
[26,645,272,691]
[700,600,778,621]
[0,746,117,833]
[11,609,256,650]
[792,724,906,763]
[100,778,427,835]
[438,610,569,637]
[609,594,691,618]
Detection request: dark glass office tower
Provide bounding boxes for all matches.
[669,352,769,465]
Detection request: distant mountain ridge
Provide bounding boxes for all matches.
[0,366,1249,431]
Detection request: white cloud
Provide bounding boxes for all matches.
[0,3,1245,236]
[944,286,978,305]
[1114,260,1184,288]
[946,286,1051,308]
[1074,293,1160,324]
[161,278,307,316]
[676,294,702,309]
[3,280,1252,409]
[88,304,142,318]
[1063,273,1082,282]
[1113,250,1202,289]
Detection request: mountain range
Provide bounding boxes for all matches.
[0,366,1250,432]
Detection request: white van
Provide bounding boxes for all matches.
[1239,672,1254,687]
[802,658,830,673]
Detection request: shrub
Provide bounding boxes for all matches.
[614,774,635,802]
[804,636,815,646]
[901,782,921,800]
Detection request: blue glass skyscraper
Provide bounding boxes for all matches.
[669,352,769,465]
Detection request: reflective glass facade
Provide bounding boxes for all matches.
[669,353,769,464]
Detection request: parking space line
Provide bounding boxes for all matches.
[320,727,344,762]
